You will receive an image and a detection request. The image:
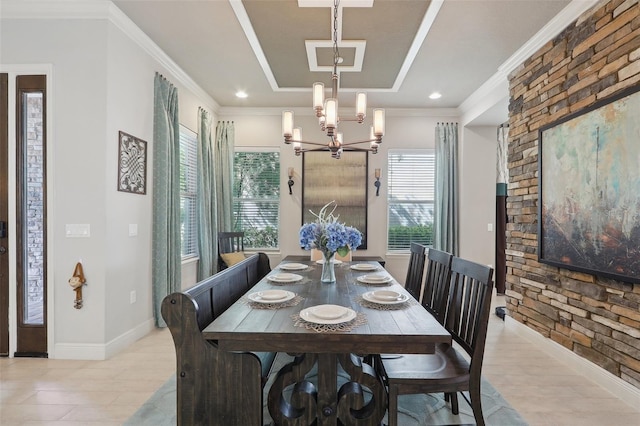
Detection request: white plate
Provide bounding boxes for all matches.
[356,275,393,285]
[363,291,409,305]
[280,263,308,271]
[309,304,348,319]
[371,290,402,301]
[316,258,342,265]
[350,263,378,271]
[300,305,357,325]
[248,290,295,304]
[267,273,303,283]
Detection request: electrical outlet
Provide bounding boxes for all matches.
[130,290,136,304]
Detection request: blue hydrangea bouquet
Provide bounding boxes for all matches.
[299,201,362,282]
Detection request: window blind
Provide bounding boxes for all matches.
[179,125,198,258]
[233,151,280,249]
[387,150,435,250]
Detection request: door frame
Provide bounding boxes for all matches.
[0,65,55,357]
[1,73,8,355]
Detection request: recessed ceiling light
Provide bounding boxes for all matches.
[429,92,442,100]
[236,91,248,98]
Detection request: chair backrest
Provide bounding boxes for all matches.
[404,243,427,300]
[421,248,453,323]
[310,248,352,262]
[218,231,245,271]
[310,248,323,261]
[443,257,494,368]
[218,231,245,254]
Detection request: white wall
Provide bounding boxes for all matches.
[460,126,498,267]
[1,15,217,359]
[2,18,111,351]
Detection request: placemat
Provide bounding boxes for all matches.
[291,312,367,332]
[243,295,304,310]
[267,276,313,286]
[278,264,313,272]
[352,278,394,287]
[357,295,417,310]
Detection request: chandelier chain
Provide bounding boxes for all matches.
[333,0,340,71]
[281,0,384,159]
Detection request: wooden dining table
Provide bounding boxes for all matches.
[202,259,450,426]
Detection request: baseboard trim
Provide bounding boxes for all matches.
[53,319,154,360]
[505,316,640,409]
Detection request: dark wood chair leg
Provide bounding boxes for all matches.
[450,392,459,414]
[470,382,485,426]
[388,385,399,426]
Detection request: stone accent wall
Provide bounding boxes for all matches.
[506,0,640,389]
[26,93,45,311]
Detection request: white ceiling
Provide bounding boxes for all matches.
[111,0,580,125]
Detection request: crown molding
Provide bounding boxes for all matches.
[0,0,109,18]
[498,0,600,76]
[1,0,220,112]
[106,2,220,112]
[218,106,459,118]
[459,0,600,125]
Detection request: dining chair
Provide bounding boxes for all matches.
[403,242,427,300]
[380,257,494,426]
[421,248,454,323]
[310,248,352,262]
[217,231,245,271]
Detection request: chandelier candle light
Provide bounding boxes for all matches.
[299,201,362,283]
[282,0,385,159]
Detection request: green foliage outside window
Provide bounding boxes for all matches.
[387,224,434,250]
[233,152,280,249]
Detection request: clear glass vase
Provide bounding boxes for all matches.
[321,252,336,283]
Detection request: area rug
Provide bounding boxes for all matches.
[126,354,527,425]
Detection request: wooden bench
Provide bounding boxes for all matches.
[161,252,275,425]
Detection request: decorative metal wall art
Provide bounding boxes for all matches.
[117,131,147,195]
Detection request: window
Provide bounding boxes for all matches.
[179,125,198,259]
[233,150,280,249]
[387,150,435,250]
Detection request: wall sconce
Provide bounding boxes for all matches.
[374,168,381,196]
[288,167,295,195]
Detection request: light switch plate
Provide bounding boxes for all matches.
[65,224,91,238]
[129,224,138,237]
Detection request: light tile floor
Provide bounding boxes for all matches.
[1,295,640,425]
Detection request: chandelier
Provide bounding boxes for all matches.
[282,0,385,159]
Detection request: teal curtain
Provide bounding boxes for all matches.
[215,121,235,232]
[434,122,459,255]
[495,123,509,294]
[197,108,218,279]
[152,73,180,327]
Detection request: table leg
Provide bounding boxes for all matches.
[317,353,338,425]
[267,353,387,426]
[337,354,387,425]
[268,354,317,425]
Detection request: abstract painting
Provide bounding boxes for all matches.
[303,151,368,249]
[538,85,640,283]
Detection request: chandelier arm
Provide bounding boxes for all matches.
[281,0,385,160]
[290,140,335,147]
[341,139,382,146]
